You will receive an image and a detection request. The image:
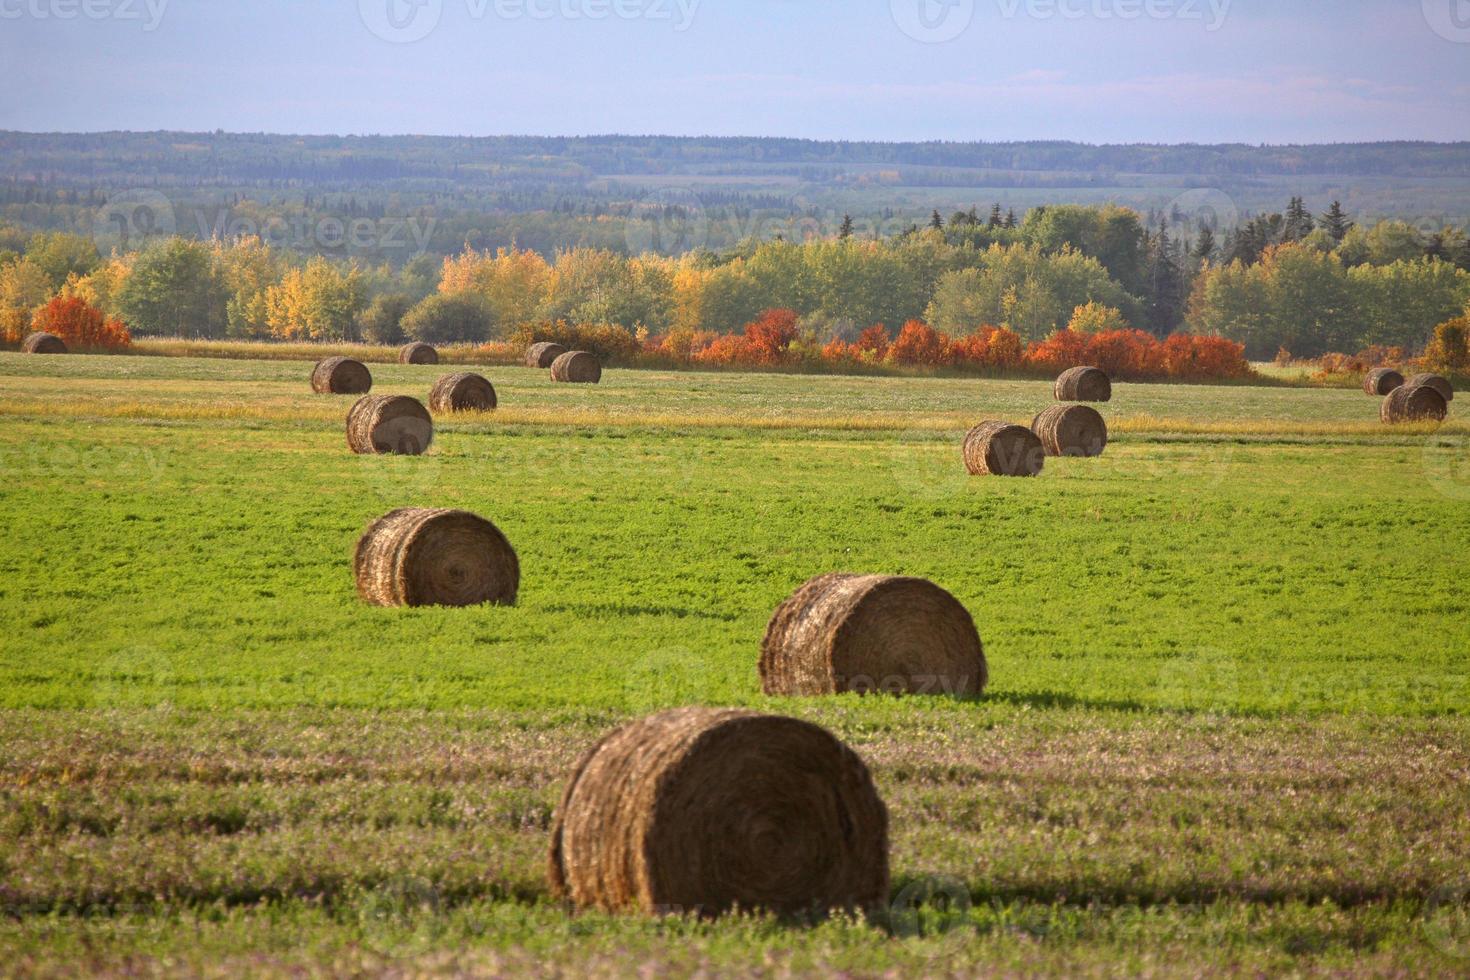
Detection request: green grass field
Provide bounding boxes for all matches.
[2,352,1469,976]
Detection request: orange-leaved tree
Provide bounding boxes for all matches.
[744,308,799,364]
[30,295,131,350]
[888,320,947,365]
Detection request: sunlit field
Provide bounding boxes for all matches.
[2,351,1469,975]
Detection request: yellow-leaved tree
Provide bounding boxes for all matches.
[265,257,365,340]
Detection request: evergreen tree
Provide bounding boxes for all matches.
[838,214,854,239]
[930,209,943,230]
[1321,201,1353,243]
[1144,221,1186,335]
[1192,224,1217,263]
[1004,208,1017,229]
[1284,197,1315,241]
[988,203,1003,228]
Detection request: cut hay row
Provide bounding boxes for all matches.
[963,420,1045,477]
[346,395,434,455]
[526,342,568,368]
[22,332,67,354]
[548,707,889,917]
[1054,365,1112,403]
[1381,384,1448,424]
[550,350,602,384]
[429,372,497,412]
[311,356,372,395]
[354,507,519,607]
[1031,404,1108,457]
[760,573,986,697]
[398,342,438,365]
[1363,368,1404,396]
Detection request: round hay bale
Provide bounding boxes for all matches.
[346,395,434,455]
[525,341,568,368]
[1031,404,1108,458]
[760,574,986,698]
[962,421,1045,477]
[1407,373,1454,403]
[1381,384,1448,424]
[429,372,497,413]
[1054,365,1112,403]
[354,507,519,607]
[311,356,372,395]
[548,707,889,918]
[21,332,68,354]
[550,350,602,384]
[399,341,439,365]
[1362,368,1404,397]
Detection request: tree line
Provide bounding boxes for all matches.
[3,199,1468,366]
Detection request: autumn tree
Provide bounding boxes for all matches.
[30,295,131,350]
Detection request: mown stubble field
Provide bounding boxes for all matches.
[1,353,1468,976]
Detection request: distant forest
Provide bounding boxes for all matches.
[2,132,1468,262]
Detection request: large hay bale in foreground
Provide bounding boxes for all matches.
[354,507,519,607]
[760,573,986,698]
[429,372,497,412]
[548,707,889,917]
[311,356,372,394]
[1407,373,1454,403]
[550,350,602,384]
[1381,384,1448,424]
[525,342,568,368]
[21,332,68,354]
[399,341,439,365]
[1054,365,1112,402]
[346,395,434,455]
[962,421,1044,477]
[1363,368,1404,397]
[1031,404,1108,458]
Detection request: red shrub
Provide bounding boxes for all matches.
[854,324,890,360]
[744,308,799,364]
[31,296,131,350]
[693,332,754,365]
[888,320,948,366]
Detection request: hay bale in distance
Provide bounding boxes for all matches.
[1031,404,1108,458]
[548,707,889,917]
[1407,373,1454,403]
[311,356,372,394]
[550,350,602,384]
[399,341,439,365]
[429,372,497,412]
[1362,368,1404,397]
[1381,384,1448,424]
[346,395,434,455]
[1054,365,1112,402]
[525,341,568,368]
[354,507,519,607]
[21,332,68,354]
[760,573,986,698]
[962,421,1045,477]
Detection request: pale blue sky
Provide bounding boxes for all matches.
[2,0,1468,141]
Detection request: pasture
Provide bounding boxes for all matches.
[1,353,1468,975]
